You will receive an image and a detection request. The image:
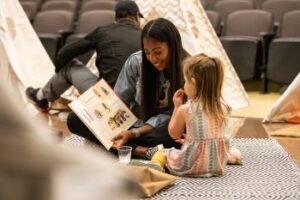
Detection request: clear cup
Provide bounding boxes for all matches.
[117,146,132,164]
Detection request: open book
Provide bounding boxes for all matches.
[69,79,137,150]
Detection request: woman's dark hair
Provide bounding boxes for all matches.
[140,18,188,120]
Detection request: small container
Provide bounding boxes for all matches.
[117,146,132,164]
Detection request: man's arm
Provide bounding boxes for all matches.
[56,39,95,68]
[55,28,102,71]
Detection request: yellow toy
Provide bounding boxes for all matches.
[151,150,166,169]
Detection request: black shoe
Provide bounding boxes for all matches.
[26,87,49,113]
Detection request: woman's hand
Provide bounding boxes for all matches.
[112,130,133,149]
[173,89,185,108]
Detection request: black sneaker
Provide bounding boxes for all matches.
[26,87,49,113]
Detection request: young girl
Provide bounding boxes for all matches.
[165,53,231,177]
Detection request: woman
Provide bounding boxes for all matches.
[68,18,188,159]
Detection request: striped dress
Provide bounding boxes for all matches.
[166,100,228,177]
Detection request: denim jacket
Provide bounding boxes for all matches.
[114,51,171,128]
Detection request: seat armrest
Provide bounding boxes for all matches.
[57,29,74,37]
[56,29,74,46]
[38,33,61,40]
[260,32,276,41]
[260,31,276,65]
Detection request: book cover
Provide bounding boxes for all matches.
[69,79,137,150]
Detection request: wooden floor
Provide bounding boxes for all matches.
[48,113,300,168]
[230,117,300,168]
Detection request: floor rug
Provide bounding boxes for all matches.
[64,136,300,199]
[148,139,300,200]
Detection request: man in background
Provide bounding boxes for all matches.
[26,0,142,112]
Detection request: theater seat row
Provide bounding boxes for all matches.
[214,10,300,92]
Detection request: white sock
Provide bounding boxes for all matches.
[36,89,45,100]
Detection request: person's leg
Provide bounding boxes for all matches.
[136,122,181,148]
[42,59,98,102]
[67,112,100,144]
[26,59,98,112]
[67,112,118,156]
[128,121,181,159]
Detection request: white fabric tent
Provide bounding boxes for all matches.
[264,73,300,123]
[136,0,249,110]
[0,0,54,102]
[1,0,248,110]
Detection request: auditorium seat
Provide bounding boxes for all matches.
[20,1,39,22]
[265,10,300,91]
[206,10,221,36]
[33,10,75,62]
[81,0,116,3]
[65,10,115,64]
[261,0,300,35]
[253,0,268,8]
[44,0,79,2]
[19,0,43,6]
[208,0,256,10]
[81,1,116,12]
[200,0,209,9]
[72,10,114,36]
[220,10,274,84]
[213,0,254,30]
[41,0,78,13]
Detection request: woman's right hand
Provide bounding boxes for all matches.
[173,89,185,107]
[111,130,133,149]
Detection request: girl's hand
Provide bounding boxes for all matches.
[175,134,186,145]
[111,130,133,149]
[173,89,185,107]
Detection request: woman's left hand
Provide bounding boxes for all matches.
[112,130,133,149]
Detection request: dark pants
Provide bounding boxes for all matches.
[43,59,98,102]
[67,112,181,151]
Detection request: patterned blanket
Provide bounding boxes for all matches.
[148,139,300,199]
[64,136,300,199]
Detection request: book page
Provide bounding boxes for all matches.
[69,79,137,150]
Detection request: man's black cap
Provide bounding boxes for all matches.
[115,1,144,18]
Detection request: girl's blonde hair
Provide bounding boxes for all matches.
[183,53,230,123]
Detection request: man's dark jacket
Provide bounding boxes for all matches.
[56,18,141,87]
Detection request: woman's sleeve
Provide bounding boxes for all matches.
[114,51,170,128]
[145,114,171,128]
[114,52,141,105]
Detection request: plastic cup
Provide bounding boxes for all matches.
[117,146,132,164]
